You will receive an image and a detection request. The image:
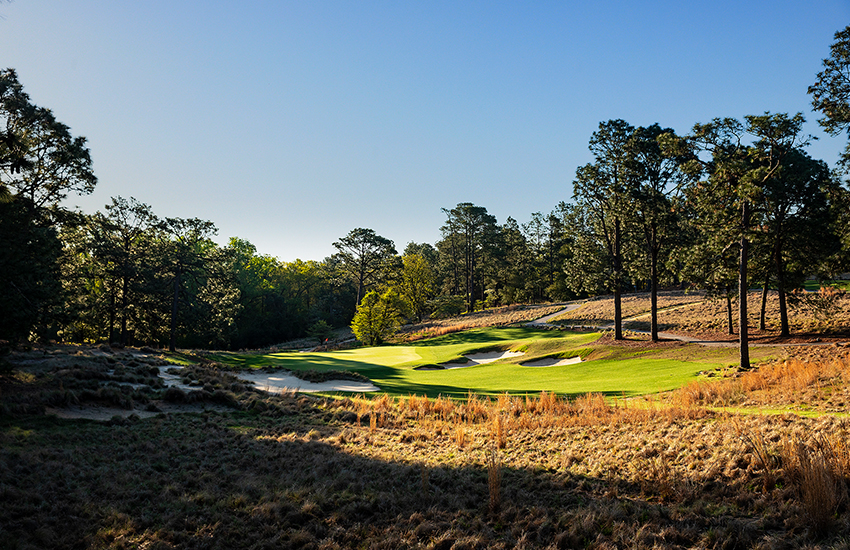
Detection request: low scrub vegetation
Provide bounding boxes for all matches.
[4,341,850,547]
[553,290,850,340]
[397,303,569,342]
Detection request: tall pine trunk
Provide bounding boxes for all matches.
[108,280,116,343]
[776,243,790,337]
[613,217,623,340]
[649,224,659,342]
[169,270,181,352]
[759,279,769,331]
[738,202,750,370]
[120,276,129,346]
[725,288,734,334]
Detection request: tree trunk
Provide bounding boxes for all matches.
[467,243,475,314]
[725,289,734,334]
[739,203,750,370]
[649,225,659,342]
[613,217,623,340]
[776,244,790,337]
[759,279,769,331]
[169,270,181,352]
[108,281,116,343]
[355,260,365,308]
[120,276,129,346]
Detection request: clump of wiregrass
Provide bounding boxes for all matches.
[734,421,782,492]
[399,322,480,342]
[486,445,501,515]
[780,434,850,535]
[455,424,468,448]
[669,355,850,409]
[342,389,708,439]
[733,419,850,536]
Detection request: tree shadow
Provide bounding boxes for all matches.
[0,409,809,549]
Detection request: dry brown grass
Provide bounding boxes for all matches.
[396,303,569,342]
[782,435,848,534]
[8,335,850,547]
[668,350,850,411]
[550,290,850,342]
[638,290,850,339]
[486,446,502,514]
[551,291,706,326]
[6,370,850,547]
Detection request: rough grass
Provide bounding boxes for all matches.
[551,291,706,326]
[396,303,570,342]
[4,302,850,548]
[6,368,850,548]
[208,328,785,399]
[551,289,850,341]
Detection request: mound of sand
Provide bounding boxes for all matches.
[236,371,379,393]
[440,350,525,369]
[520,356,582,367]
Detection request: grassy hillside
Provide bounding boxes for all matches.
[208,327,781,398]
[3,296,850,548]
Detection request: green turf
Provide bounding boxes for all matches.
[801,279,850,291]
[207,327,743,399]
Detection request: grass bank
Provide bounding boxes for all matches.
[209,328,780,399]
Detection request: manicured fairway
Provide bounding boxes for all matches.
[210,327,748,398]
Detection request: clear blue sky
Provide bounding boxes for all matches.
[2,1,848,261]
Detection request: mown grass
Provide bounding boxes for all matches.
[5,302,850,548]
[206,328,780,399]
[5,377,850,548]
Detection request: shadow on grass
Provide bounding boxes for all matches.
[405,327,574,347]
[0,411,792,549]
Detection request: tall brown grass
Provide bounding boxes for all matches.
[401,322,481,342]
[669,355,850,408]
[781,434,849,534]
[486,446,501,514]
[364,389,707,438]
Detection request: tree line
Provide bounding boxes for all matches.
[2,26,850,361]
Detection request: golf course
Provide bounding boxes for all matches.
[207,326,778,399]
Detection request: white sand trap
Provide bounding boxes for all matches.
[442,350,525,369]
[521,356,582,367]
[236,371,379,393]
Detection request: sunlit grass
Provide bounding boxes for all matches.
[208,328,767,399]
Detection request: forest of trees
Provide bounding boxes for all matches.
[3,26,850,355]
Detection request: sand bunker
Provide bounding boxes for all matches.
[236,371,379,393]
[438,350,525,369]
[520,356,582,367]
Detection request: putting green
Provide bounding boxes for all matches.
[209,327,745,399]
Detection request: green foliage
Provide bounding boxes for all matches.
[398,253,435,322]
[227,242,353,349]
[428,295,466,318]
[566,120,640,341]
[0,69,94,342]
[158,217,239,351]
[809,26,850,169]
[306,320,334,345]
[351,289,406,346]
[0,199,63,341]
[0,68,96,216]
[438,203,499,313]
[332,227,398,307]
